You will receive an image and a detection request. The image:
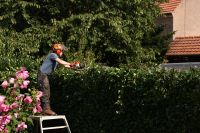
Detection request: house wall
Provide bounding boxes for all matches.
[173,0,200,38]
[156,14,173,37]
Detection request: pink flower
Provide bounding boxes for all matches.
[16,67,29,80]
[32,107,37,114]
[15,122,27,132]
[7,115,12,120]
[23,80,30,86]
[36,91,43,101]
[13,83,17,88]
[36,104,42,113]
[9,78,15,84]
[2,128,8,133]
[0,104,10,112]
[20,80,30,89]
[0,96,5,104]
[1,81,8,89]
[0,119,4,132]
[33,102,43,113]
[15,94,25,101]
[14,113,18,118]
[24,96,32,104]
[0,115,12,125]
[10,102,18,109]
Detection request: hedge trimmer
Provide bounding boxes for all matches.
[69,61,85,70]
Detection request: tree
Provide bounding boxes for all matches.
[0,0,167,68]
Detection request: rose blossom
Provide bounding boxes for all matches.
[16,67,29,80]
[2,128,8,133]
[33,102,42,113]
[15,94,25,101]
[10,102,18,110]
[13,83,17,89]
[20,80,30,89]
[0,115,12,125]
[36,103,42,113]
[36,91,43,101]
[0,104,9,112]
[15,122,27,132]
[14,113,18,118]
[0,115,11,132]
[0,96,5,104]
[24,96,32,104]
[9,78,15,84]
[1,81,8,89]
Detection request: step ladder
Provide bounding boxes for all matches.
[31,115,71,133]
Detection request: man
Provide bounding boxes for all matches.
[37,43,73,115]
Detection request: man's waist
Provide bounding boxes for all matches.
[38,70,51,75]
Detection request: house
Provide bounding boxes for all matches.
[158,0,200,69]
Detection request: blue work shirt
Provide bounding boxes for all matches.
[40,53,59,74]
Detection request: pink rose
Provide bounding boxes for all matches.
[33,102,43,113]
[2,128,8,133]
[24,96,32,104]
[14,113,18,118]
[16,67,29,80]
[12,83,17,89]
[32,107,37,114]
[0,115,12,125]
[1,81,8,89]
[15,122,27,132]
[9,78,15,84]
[0,104,9,112]
[0,117,5,132]
[0,96,5,104]
[20,80,30,89]
[36,104,42,113]
[10,102,18,109]
[36,91,43,101]
[15,94,25,101]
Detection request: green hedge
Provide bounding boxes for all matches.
[46,67,200,133]
[1,65,200,133]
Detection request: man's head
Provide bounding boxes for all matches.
[51,43,65,57]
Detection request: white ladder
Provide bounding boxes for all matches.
[31,115,71,133]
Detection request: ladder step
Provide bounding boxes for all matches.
[31,115,67,120]
[30,115,71,133]
[43,126,67,130]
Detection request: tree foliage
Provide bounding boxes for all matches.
[0,0,168,70]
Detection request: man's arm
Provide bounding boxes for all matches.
[55,58,72,68]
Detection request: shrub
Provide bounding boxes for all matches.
[49,66,200,133]
[0,67,43,133]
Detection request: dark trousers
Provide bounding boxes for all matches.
[37,71,51,110]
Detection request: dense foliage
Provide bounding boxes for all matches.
[50,67,200,133]
[1,1,187,133]
[0,0,168,71]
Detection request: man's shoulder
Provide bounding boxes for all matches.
[47,53,57,57]
[48,53,59,60]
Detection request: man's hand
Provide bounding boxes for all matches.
[69,62,78,68]
[64,64,71,68]
[69,61,85,69]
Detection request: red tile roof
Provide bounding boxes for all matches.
[166,36,200,56]
[159,0,182,13]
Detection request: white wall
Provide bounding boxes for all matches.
[173,0,200,38]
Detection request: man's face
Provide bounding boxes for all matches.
[56,50,63,57]
[58,50,63,57]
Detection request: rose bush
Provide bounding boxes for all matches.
[0,67,43,133]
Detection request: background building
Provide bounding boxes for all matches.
[158,0,200,69]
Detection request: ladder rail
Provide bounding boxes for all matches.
[31,115,71,133]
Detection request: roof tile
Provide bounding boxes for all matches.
[166,36,200,56]
[159,0,182,13]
